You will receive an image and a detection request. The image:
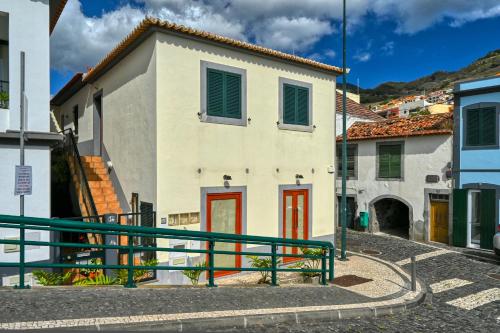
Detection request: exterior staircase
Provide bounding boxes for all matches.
[80,156,123,215]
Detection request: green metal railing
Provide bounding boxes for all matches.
[0,215,334,288]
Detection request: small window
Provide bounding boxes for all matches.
[465,107,497,147]
[201,61,246,126]
[73,105,79,135]
[378,143,403,179]
[279,78,312,131]
[336,144,357,178]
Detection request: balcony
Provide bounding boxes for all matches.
[0,80,8,109]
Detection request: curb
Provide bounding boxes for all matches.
[65,252,427,331]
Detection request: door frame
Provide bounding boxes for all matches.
[278,184,313,261]
[201,186,247,278]
[429,200,449,244]
[93,90,103,156]
[467,189,481,248]
[424,188,451,243]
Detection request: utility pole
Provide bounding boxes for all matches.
[340,0,348,261]
[18,51,27,289]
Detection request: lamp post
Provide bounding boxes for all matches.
[340,0,348,261]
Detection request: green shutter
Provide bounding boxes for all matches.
[225,73,241,119]
[296,87,309,125]
[466,109,480,145]
[378,144,401,178]
[389,145,402,178]
[479,189,496,250]
[283,84,309,126]
[378,148,390,178]
[207,69,224,117]
[283,84,297,124]
[481,108,496,146]
[452,189,468,247]
[337,144,356,178]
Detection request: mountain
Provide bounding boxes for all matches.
[354,49,500,105]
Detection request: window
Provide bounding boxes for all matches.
[465,107,497,147]
[201,61,246,126]
[279,78,312,131]
[73,105,79,135]
[336,144,357,178]
[377,142,403,179]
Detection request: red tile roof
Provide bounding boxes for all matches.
[336,92,384,121]
[337,113,453,141]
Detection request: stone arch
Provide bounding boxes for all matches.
[369,195,413,239]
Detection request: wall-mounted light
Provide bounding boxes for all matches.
[223,175,232,181]
[295,174,304,179]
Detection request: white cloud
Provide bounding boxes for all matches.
[325,49,336,58]
[381,41,394,55]
[354,52,371,62]
[51,0,500,73]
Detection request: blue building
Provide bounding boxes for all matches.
[453,76,500,250]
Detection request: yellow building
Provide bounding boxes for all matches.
[428,104,453,114]
[51,18,341,283]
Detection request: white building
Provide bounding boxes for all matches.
[399,96,431,117]
[0,0,67,286]
[335,92,383,136]
[51,18,341,283]
[335,113,453,243]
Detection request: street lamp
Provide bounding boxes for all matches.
[340,0,348,261]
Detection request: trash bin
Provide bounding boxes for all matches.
[359,212,369,229]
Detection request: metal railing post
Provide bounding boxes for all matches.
[126,234,136,288]
[328,247,335,283]
[271,243,278,286]
[15,224,29,289]
[207,239,216,287]
[411,256,417,292]
[321,247,327,285]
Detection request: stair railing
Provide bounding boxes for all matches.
[61,128,99,222]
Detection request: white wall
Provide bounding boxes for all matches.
[335,114,372,136]
[338,135,453,240]
[0,0,50,132]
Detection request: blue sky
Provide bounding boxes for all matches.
[50,0,500,95]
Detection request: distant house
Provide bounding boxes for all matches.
[335,92,384,135]
[452,76,500,250]
[0,0,67,286]
[51,18,341,283]
[336,113,453,243]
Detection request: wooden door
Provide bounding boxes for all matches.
[207,192,242,277]
[430,201,449,244]
[283,189,309,263]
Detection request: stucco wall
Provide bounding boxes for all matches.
[338,135,453,241]
[155,33,336,246]
[0,0,50,132]
[54,35,158,209]
[335,114,373,136]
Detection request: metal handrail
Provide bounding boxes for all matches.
[0,215,335,288]
[61,128,99,221]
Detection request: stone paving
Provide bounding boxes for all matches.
[210,230,500,333]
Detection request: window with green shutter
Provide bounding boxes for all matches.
[207,68,242,119]
[378,143,403,179]
[336,144,357,178]
[283,83,310,126]
[465,107,497,147]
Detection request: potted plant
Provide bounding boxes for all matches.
[0,91,8,108]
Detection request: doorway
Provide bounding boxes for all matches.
[282,189,309,263]
[373,198,410,238]
[206,192,242,277]
[337,196,356,229]
[93,92,103,156]
[430,194,449,244]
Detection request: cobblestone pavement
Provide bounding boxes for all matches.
[210,230,500,333]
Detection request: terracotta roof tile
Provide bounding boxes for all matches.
[336,92,384,121]
[84,17,343,82]
[337,113,453,141]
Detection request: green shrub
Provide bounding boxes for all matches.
[246,255,280,284]
[289,247,324,282]
[115,258,159,285]
[74,273,118,286]
[182,261,206,285]
[32,270,72,286]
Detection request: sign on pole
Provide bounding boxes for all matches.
[14,165,32,196]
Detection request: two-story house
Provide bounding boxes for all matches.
[0,0,67,286]
[51,18,341,283]
[452,76,500,251]
[336,114,453,243]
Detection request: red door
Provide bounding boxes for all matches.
[206,192,242,277]
[282,189,309,263]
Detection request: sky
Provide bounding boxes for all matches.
[50,0,500,95]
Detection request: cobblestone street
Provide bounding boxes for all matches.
[212,231,500,333]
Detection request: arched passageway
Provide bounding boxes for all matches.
[373,198,410,238]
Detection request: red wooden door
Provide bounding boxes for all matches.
[207,192,242,277]
[282,189,309,263]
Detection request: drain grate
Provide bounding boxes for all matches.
[361,249,381,255]
[487,273,500,280]
[332,274,373,287]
